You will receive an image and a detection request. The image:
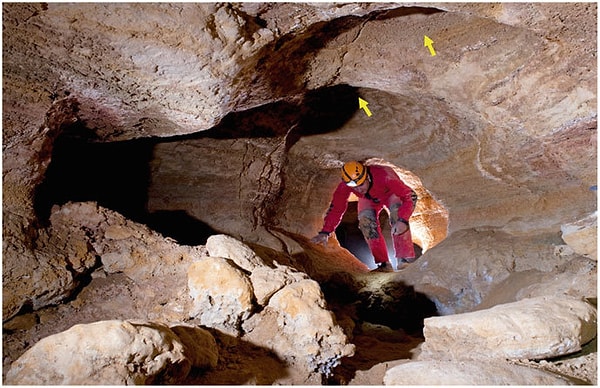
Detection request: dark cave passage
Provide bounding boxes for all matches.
[33,123,154,224]
[33,84,361,246]
[32,123,218,246]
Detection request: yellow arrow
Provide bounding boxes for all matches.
[424,35,436,56]
[358,97,372,117]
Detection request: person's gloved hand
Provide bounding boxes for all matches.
[391,220,409,235]
[311,232,329,246]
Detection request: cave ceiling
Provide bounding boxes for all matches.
[2,2,596,237]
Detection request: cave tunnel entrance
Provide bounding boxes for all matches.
[334,158,448,270]
[33,122,218,246]
[336,201,423,267]
[33,84,361,246]
[33,121,152,223]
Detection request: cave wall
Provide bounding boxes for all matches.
[146,3,596,241]
[2,3,597,320]
[283,5,596,237]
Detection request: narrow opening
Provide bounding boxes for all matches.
[33,122,153,224]
[335,158,448,268]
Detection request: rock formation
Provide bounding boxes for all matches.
[2,2,597,385]
[421,296,597,360]
[384,360,576,385]
[5,320,211,385]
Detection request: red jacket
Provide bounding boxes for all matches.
[321,165,414,234]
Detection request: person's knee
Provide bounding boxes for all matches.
[358,209,379,240]
[389,203,401,225]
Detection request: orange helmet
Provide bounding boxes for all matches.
[341,161,367,187]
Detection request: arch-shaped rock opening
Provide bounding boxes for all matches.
[335,158,448,269]
[32,84,362,246]
[31,119,221,245]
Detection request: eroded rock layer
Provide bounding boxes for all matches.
[2,2,597,385]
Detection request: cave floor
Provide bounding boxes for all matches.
[3,268,596,385]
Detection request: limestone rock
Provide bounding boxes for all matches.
[243,279,355,375]
[2,246,79,321]
[206,234,267,271]
[250,264,309,306]
[516,264,597,303]
[195,234,312,317]
[6,320,192,385]
[2,205,100,320]
[561,212,597,259]
[2,313,38,332]
[421,296,597,361]
[384,360,574,385]
[476,257,597,310]
[2,2,597,384]
[48,201,204,284]
[187,257,255,334]
[408,228,589,315]
[47,202,201,321]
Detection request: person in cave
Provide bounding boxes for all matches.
[311,160,418,272]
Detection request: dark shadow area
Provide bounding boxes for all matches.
[33,122,154,224]
[356,281,438,333]
[32,122,216,245]
[33,84,358,246]
[144,210,217,246]
[297,85,360,136]
[183,327,291,385]
[372,6,445,21]
[321,267,438,384]
[180,83,360,142]
[250,15,366,98]
[322,272,438,335]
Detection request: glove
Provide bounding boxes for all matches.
[311,232,329,246]
[391,219,409,235]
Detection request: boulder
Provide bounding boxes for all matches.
[243,279,355,375]
[384,360,574,385]
[206,234,267,271]
[50,202,201,321]
[187,257,255,335]
[421,296,597,360]
[561,212,597,260]
[6,320,192,385]
[249,264,309,305]
[2,206,99,320]
[61,202,203,282]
